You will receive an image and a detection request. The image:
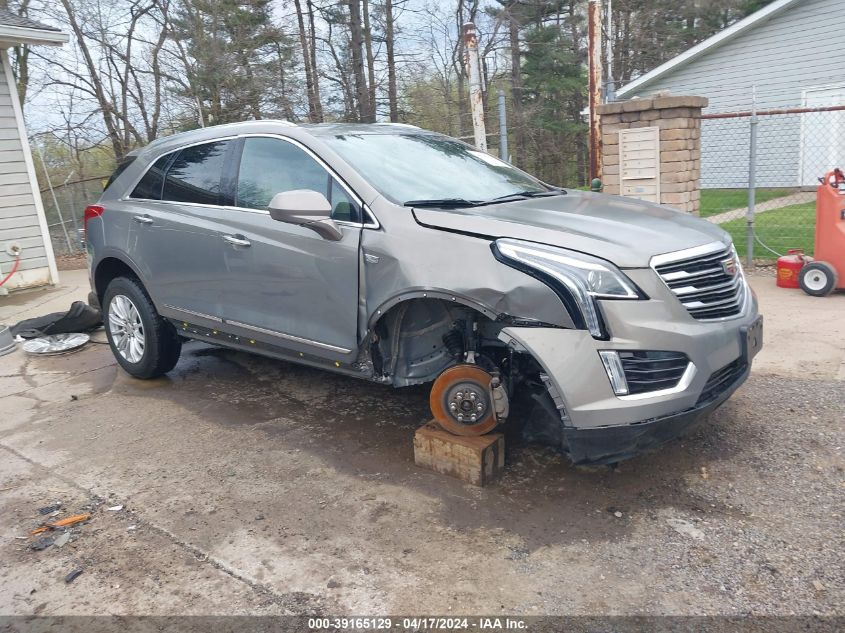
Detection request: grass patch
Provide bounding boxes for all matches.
[719,202,815,260]
[700,188,795,218]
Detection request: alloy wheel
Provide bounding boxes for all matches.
[108,294,145,363]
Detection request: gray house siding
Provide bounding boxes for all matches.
[621,0,845,189]
[0,49,55,288]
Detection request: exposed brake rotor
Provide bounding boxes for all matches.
[429,364,499,436]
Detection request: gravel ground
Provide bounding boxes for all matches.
[0,338,842,618]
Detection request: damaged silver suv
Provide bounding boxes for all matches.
[86,121,762,464]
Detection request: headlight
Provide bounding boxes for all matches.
[493,238,642,338]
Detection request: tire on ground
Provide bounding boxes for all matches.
[798,261,837,297]
[103,276,182,378]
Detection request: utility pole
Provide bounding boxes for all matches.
[463,22,487,152]
[498,89,508,161]
[587,0,603,181]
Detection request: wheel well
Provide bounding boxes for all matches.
[372,298,504,387]
[94,258,139,303]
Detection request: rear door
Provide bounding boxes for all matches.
[124,140,233,323]
[217,135,362,357]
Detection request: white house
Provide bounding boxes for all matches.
[0,8,67,293]
[616,0,845,189]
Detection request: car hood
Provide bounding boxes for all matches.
[411,191,730,268]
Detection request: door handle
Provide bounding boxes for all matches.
[222,234,251,247]
[133,215,153,225]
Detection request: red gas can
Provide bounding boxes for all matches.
[777,249,810,288]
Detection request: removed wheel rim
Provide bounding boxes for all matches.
[804,270,828,292]
[108,294,145,363]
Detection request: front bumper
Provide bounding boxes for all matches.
[499,268,760,463]
[561,362,748,464]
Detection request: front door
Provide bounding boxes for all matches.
[218,136,362,358]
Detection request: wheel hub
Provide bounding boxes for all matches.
[429,364,499,436]
[445,382,488,424]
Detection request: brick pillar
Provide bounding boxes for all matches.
[597,95,708,215]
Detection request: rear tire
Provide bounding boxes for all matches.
[799,261,837,297]
[103,276,181,378]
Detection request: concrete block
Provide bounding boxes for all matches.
[661,181,693,194]
[660,139,692,152]
[661,170,694,183]
[661,149,692,162]
[661,161,693,174]
[414,421,505,487]
[600,113,622,125]
[604,152,619,166]
[621,98,654,113]
[661,129,693,141]
[621,111,641,122]
[602,132,619,146]
[651,95,708,110]
[601,174,620,187]
[657,117,694,130]
[656,107,694,119]
[602,163,620,176]
[662,192,692,206]
[601,122,626,134]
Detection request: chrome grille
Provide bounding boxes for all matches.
[653,244,747,320]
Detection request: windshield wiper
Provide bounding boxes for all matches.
[404,198,482,208]
[488,189,566,203]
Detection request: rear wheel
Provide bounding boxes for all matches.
[799,261,837,297]
[103,276,181,378]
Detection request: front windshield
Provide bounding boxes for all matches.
[321,133,549,204]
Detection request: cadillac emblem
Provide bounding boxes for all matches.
[722,258,738,277]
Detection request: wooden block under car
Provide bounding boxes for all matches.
[413,421,505,487]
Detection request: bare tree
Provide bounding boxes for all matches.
[384,0,398,121]
[348,0,373,122]
[293,0,323,122]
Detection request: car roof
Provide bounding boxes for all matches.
[133,120,432,159]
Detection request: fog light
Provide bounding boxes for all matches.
[599,351,629,396]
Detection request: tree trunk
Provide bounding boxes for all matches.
[508,8,523,163]
[362,0,377,121]
[294,0,320,122]
[348,0,373,122]
[306,0,323,121]
[384,0,398,121]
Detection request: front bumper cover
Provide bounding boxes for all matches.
[561,363,749,464]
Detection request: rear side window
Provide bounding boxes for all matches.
[162,141,230,205]
[130,154,170,200]
[105,156,136,191]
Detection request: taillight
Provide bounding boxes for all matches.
[83,205,104,235]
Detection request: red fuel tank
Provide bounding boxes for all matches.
[777,249,810,289]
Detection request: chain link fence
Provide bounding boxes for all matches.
[700,104,845,265]
[42,175,108,257]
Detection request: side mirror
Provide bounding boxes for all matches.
[267,189,342,241]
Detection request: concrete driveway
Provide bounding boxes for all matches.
[1,269,843,617]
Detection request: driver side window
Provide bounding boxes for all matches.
[236,137,360,222]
